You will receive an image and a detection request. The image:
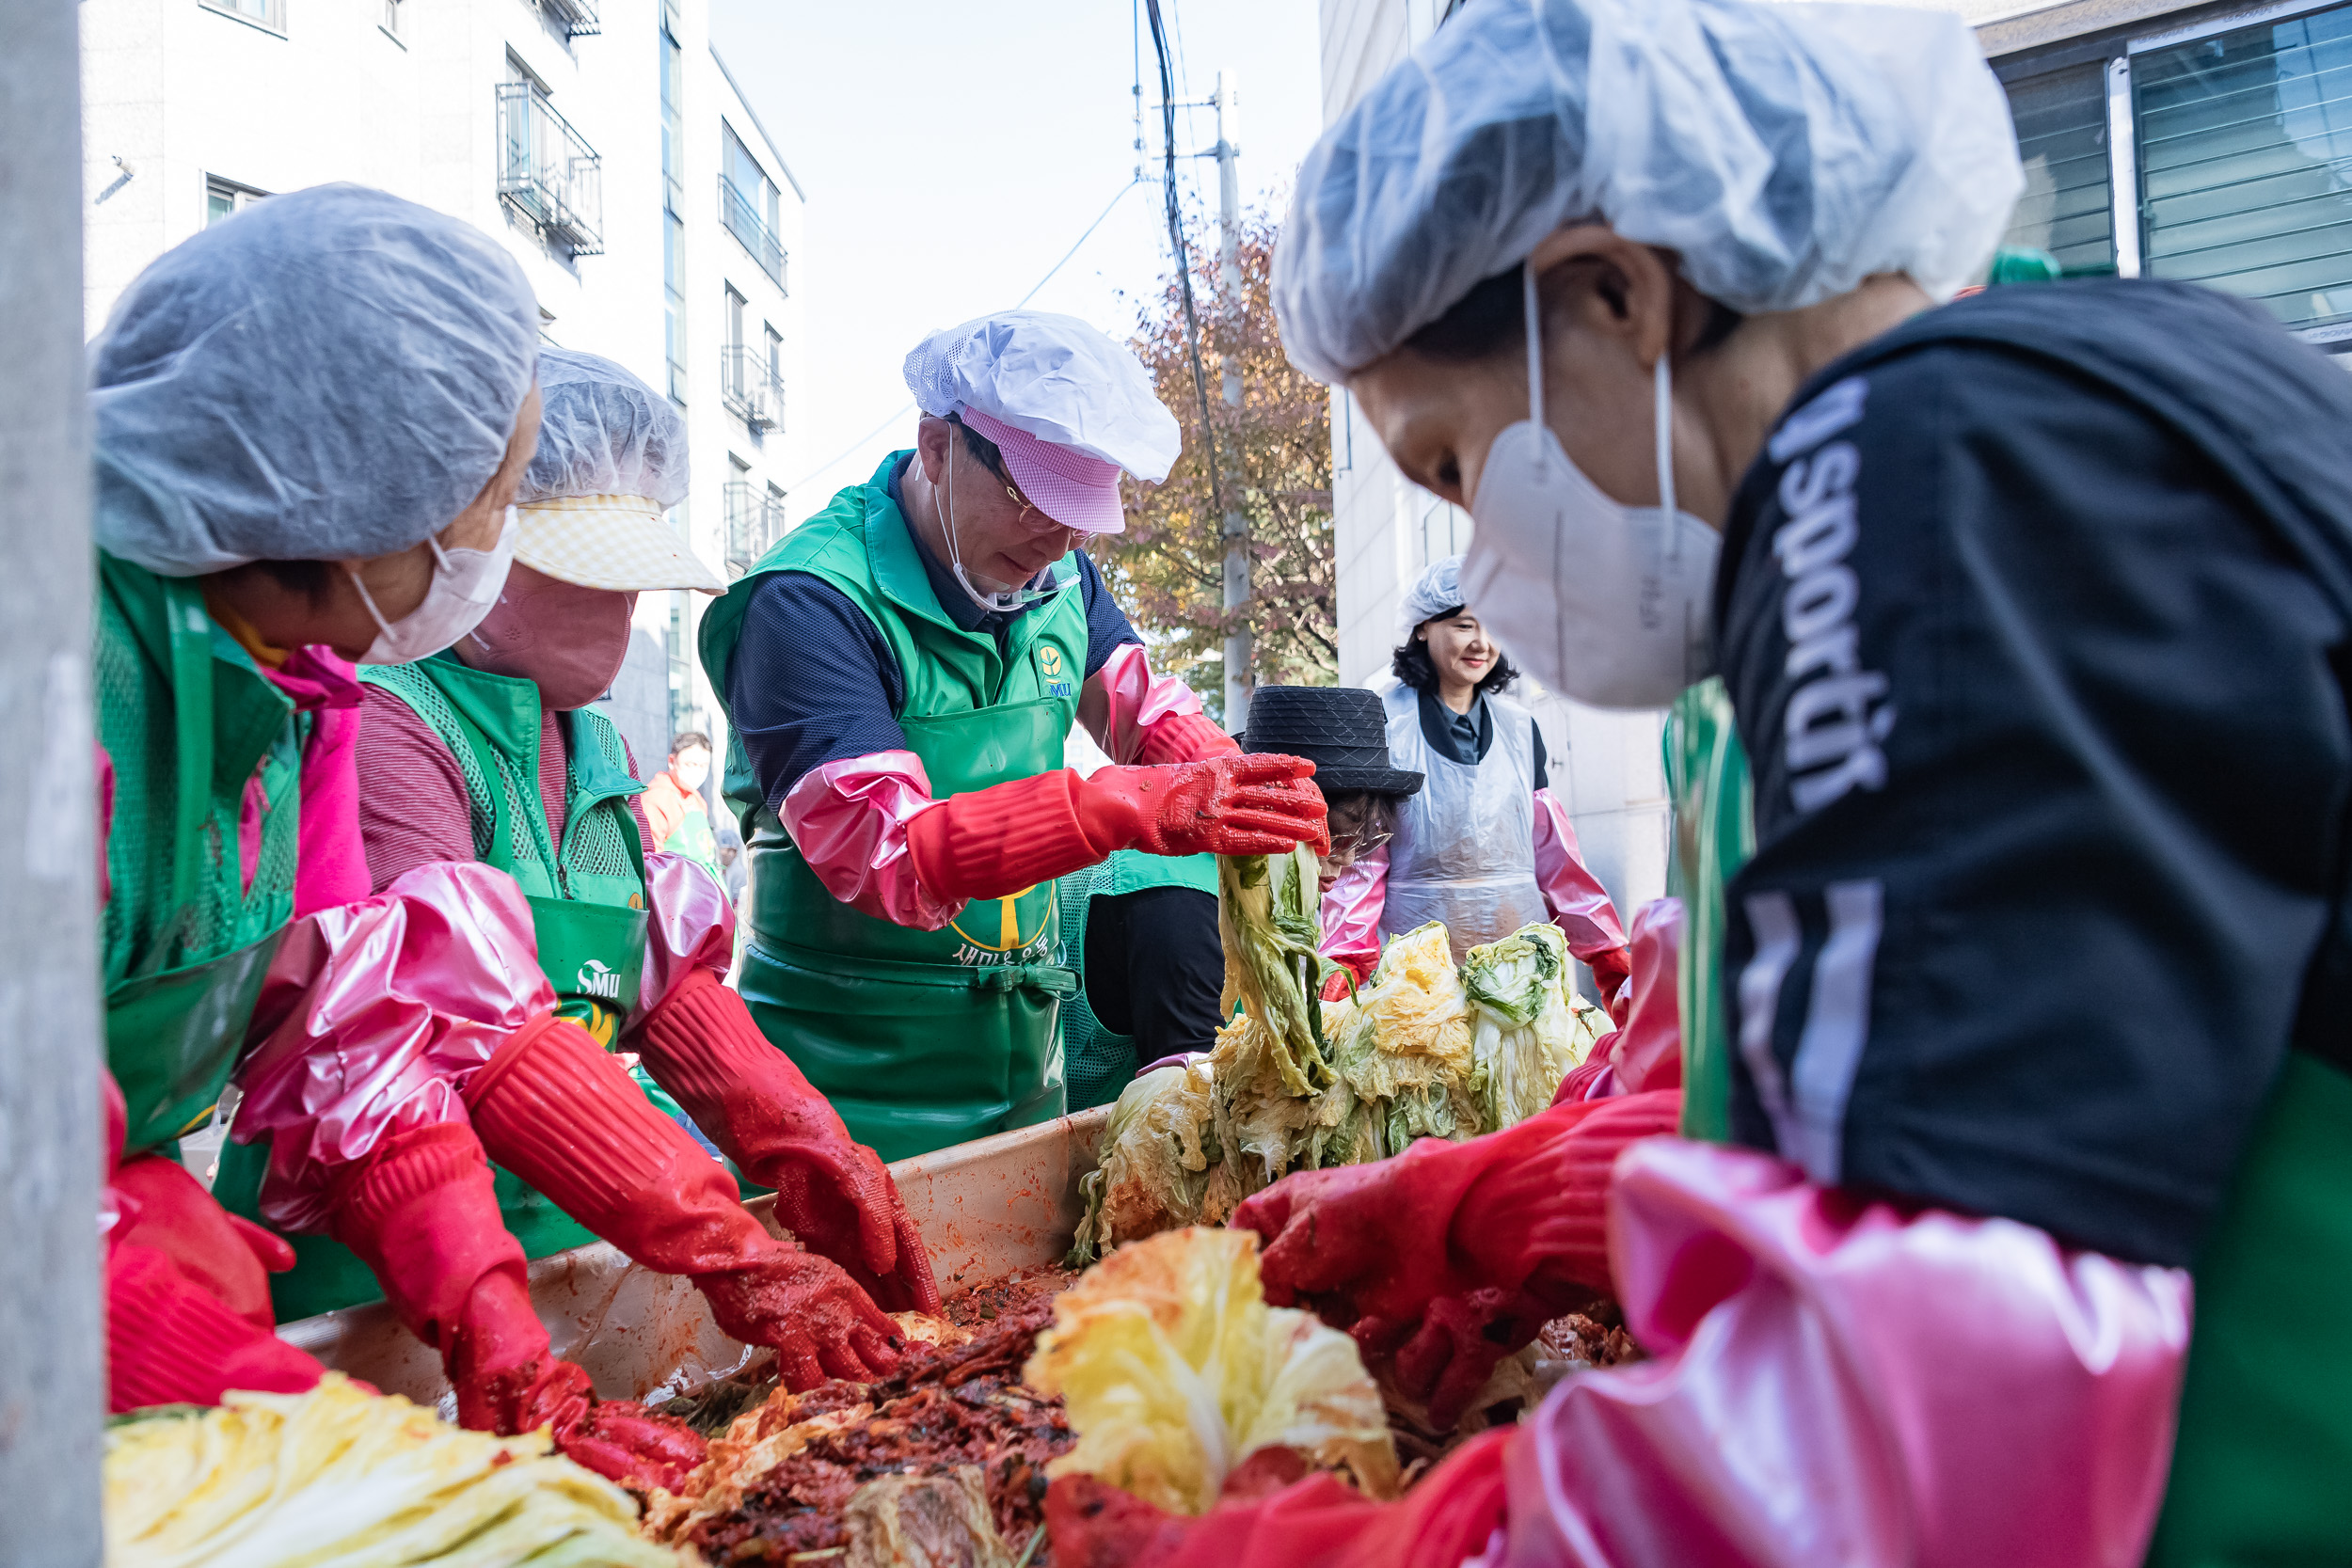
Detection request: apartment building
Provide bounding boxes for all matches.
[78,0,805,774]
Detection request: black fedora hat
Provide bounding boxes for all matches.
[1240,685,1423,796]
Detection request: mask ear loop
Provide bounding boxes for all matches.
[1521,261,1545,431]
[1654,355,1677,520]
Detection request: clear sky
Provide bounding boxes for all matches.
[706,0,1327,524]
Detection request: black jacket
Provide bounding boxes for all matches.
[1716,278,2352,1268]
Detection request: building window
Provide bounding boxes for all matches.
[723,460,781,574]
[537,0,600,40]
[201,0,286,35]
[1998,3,2352,337]
[765,325,785,434]
[382,0,401,36]
[719,124,787,288]
[1999,61,2114,273]
[660,19,687,404]
[667,586,695,739]
[720,286,776,430]
[2135,6,2352,332]
[205,178,267,226]
[496,64,604,256]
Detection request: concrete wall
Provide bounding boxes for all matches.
[1312,0,1672,930]
[78,0,806,780]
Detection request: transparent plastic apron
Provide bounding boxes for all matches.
[1378,685,1547,964]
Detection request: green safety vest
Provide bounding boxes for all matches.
[95,509,305,1158]
[700,451,1085,1163]
[1672,683,2352,1561]
[217,653,704,1322]
[1058,849,1218,1111]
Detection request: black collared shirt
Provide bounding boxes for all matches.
[1414,687,1547,788]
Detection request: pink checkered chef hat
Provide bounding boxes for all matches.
[902,310,1182,535]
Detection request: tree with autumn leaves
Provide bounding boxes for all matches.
[1091,207,1336,718]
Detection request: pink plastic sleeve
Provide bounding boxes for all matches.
[1496,1139,2192,1568]
[230,860,554,1234]
[1602,897,1682,1097]
[629,849,738,1033]
[1078,641,1207,765]
[1317,844,1388,972]
[779,750,958,931]
[1531,788,1628,962]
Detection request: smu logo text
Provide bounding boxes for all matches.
[576,958,622,1000]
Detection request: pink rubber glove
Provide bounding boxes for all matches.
[1235,1092,1682,1429]
[463,1013,906,1391]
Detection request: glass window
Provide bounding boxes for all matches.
[2001,62,2115,272]
[205,179,264,226]
[203,0,285,30]
[2136,5,2352,330]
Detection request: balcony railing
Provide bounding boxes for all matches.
[719,174,787,289]
[720,344,782,432]
[537,0,599,37]
[497,83,602,255]
[723,480,786,574]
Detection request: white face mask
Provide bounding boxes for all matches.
[940,427,1063,616]
[347,507,518,665]
[1459,265,1719,710]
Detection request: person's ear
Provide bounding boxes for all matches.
[915,417,952,484]
[1522,224,1679,373]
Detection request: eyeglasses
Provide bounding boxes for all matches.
[1328,821,1394,863]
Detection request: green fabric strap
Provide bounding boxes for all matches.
[1662,678,1755,1145]
[2147,1048,2352,1563]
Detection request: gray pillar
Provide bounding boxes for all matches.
[0,0,104,1559]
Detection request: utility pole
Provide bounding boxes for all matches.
[0,0,104,1555]
[1213,70,1250,733]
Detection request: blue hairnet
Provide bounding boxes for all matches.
[1273,0,2022,384]
[90,183,540,576]
[519,347,691,506]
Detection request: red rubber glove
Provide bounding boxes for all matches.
[634,968,941,1315]
[906,757,1329,906]
[1046,1429,1512,1568]
[104,1240,326,1413]
[322,1119,705,1491]
[1233,1091,1682,1429]
[464,1013,906,1391]
[111,1151,294,1331]
[1137,710,1242,767]
[1585,943,1633,1025]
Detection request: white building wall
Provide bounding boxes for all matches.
[78,0,803,792]
[1313,0,1671,933]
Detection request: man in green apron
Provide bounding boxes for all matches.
[84,185,548,1413]
[1063,5,2352,1563]
[702,311,1330,1162]
[224,351,927,1425]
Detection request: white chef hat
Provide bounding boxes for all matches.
[902,310,1183,534]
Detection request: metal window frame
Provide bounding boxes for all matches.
[199,0,287,38]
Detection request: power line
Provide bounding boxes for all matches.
[781,178,1144,497]
[1145,0,1225,517]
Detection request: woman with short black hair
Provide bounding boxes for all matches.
[1315,556,1631,1010]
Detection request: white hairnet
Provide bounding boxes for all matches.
[520,347,690,506]
[1273,0,2023,384]
[1401,554,1467,630]
[91,183,540,576]
[903,310,1182,483]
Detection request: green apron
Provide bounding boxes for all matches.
[95,537,302,1157]
[701,452,1087,1162]
[218,655,701,1320]
[1670,679,2352,1560]
[1059,850,1218,1110]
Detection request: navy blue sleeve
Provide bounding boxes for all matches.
[1716,338,2351,1269]
[1531,720,1549,792]
[726,571,912,813]
[1074,548,1142,678]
